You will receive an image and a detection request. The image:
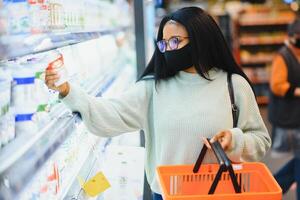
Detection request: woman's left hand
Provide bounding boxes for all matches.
[202,130,233,151]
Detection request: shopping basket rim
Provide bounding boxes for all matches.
[156,162,282,198]
[157,162,266,168]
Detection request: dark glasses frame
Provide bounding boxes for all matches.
[156,36,189,53]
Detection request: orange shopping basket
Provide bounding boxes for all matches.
[157,140,282,200]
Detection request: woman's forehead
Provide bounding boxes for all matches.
[163,20,188,39]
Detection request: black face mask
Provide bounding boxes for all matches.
[164,44,193,72]
[294,39,300,48]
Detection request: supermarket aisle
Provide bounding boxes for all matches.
[260,107,296,200]
[0,1,141,200]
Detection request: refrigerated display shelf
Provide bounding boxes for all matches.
[13,63,129,200]
[0,111,78,200]
[60,70,135,200]
[63,139,105,200]
[56,136,100,200]
[0,67,122,200]
[0,103,69,174]
[0,26,131,60]
[0,69,110,175]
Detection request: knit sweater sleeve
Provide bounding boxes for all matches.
[226,74,271,162]
[61,80,152,137]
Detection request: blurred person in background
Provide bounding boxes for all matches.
[269,18,300,200]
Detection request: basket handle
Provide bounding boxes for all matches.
[193,139,241,194]
[193,138,223,172]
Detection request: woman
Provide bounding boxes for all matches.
[269,18,300,200]
[46,7,271,200]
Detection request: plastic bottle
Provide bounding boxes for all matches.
[48,0,64,30]
[28,0,43,33]
[0,66,15,147]
[11,61,38,135]
[24,57,50,127]
[5,0,30,34]
[46,50,68,87]
[0,69,10,147]
[39,0,50,32]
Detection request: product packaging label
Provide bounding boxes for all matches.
[47,54,68,87]
[47,55,64,70]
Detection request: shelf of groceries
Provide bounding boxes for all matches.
[0,0,140,199]
[240,51,275,65]
[0,0,131,60]
[234,5,295,106]
[238,11,295,26]
[0,26,131,60]
[0,43,137,199]
[239,34,287,46]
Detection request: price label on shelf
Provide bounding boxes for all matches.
[78,172,111,197]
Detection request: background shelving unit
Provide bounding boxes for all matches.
[233,5,296,105]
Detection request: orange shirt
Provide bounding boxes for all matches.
[270,54,290,97]
[270,45,300,97]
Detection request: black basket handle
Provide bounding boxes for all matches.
[193,139,241,194]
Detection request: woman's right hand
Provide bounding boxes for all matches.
[45,69,70,97]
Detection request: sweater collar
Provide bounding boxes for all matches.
[175,68,221,84]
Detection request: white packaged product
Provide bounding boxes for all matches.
[12,62,38,135]
[5,0,30,34]
[46,50,68,87]
[0,67,15,147]
[25,57,51,127]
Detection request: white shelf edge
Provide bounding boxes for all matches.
[0,118,58,173]
[57,137,101,200]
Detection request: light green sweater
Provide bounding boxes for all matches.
[62,69,271,194]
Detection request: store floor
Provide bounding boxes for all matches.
[260,107,296,200]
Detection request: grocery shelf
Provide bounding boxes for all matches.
[63,138,107,200]
[239,36,286,46]
[56,136,100,200]
[0,111,78,200]
[0,26,131,60]
[241,56,274,65]
[256,96,269,105]
[0,103,69,174]
[239,18,294,26]
[0,66,116,172]
[0,67,121,200]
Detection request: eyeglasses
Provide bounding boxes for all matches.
[157,36,189,53]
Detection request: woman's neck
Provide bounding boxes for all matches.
[184,66,197,73]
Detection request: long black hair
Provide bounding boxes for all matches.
[139,7,252,87]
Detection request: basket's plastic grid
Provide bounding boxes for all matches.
[158,163,282,200]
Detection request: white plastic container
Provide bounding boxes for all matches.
[0,77,10,146]
[24,57,51,127]
[5,0,30,34]
[11,62,38,135]
[0,67,15,147]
